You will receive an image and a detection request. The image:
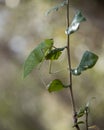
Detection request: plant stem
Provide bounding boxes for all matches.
[66,1,80,130]
[85,107,89,130]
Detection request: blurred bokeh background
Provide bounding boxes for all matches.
[0,0,104,130]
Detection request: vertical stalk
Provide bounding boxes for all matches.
[85,108,89,130]
[66,0,80,130]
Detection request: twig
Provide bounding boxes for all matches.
[85,107,89,130]
[66,0,80,130]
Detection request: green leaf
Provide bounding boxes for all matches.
[79,51,98,70]
[77,106,86,118]
[47,79,65,92]
[73,121,84,127]
[77,121,85,125]
[23,39,53,78]
[46,0,68,15]
[45,47,66,60]
[65,11,86,35]
[71,51,98,76]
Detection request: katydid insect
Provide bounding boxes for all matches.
[24,38,66,77]
[24,39,53,78]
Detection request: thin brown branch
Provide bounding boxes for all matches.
[85,107,89,130]
[66,0,80,130]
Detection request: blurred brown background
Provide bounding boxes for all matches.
[0,0,104,130]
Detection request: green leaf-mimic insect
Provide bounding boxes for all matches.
[23,39,53,78]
